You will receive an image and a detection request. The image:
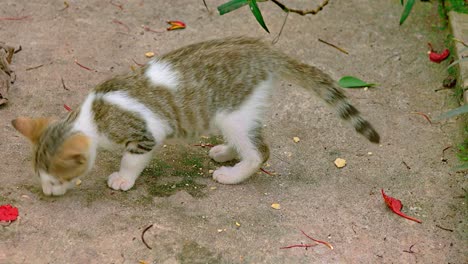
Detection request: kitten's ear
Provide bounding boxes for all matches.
[11,117,52,144]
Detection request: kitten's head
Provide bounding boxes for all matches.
[12,117,91,196]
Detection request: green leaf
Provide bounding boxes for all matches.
[217,0,248,15]
[399,0,415,25]
[447,57,468,69]
[248,0,269,33]
[434,104,468,121]
[338,76,377,88]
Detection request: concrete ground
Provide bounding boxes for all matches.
[1,0,466,263]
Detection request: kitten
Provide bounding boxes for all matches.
[12,37,379,196]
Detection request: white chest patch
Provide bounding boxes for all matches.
[145,60,179,91]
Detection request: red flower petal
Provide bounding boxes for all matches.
[427,43,450,63]
[0,204,19,222]
[381,189,422,224]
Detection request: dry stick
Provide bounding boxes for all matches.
[0,16,30,21]
[141,224,153,250]
[272,11,289,45]
[453,38,468,47]
[435,224,454,232]
[14,45,22,54]
[318,38,349,55]
[132,58,145,67]
[402,161,411,170]
[74,59,96,72]
[270,0,329,16]
[61,77,69,91]
[260,168,274,176]
[410,112,433,124]
[25,64,44,71]
[110,0,124,10]
[113,19,130,32]
[202,0,209,11]
[280,244,317,249]
[300,230,334,250]
[403,244,416,254]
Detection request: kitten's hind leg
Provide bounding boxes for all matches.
[213,122,269,184]
[209,144,237,163]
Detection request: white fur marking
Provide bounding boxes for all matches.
[145,60,179,91]
[72,93,98,172]
[99,91,172,143]
[39,170,75,196]
[213,77,273,184]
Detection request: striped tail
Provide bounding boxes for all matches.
[278,57,380,143]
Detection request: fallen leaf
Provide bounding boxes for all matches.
[338,76,377,88]
[334,158,346,168]
[427,43,449,64]
[167,20,186,31]
[0,204,18,222]
[271,203,281,210]
[381,189,422,223]
[145,52,155,58]
[293,137,300,143]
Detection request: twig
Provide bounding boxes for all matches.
[132,58,145,67]
[318,38,349,55]
[110,0,124,10]
[25,64,44,71]
[281,230,333,250]
[280,243,317,249]
[0,16,30,21]
[202,0,209,11]
[141,224,153,250]
[260,168,274,176]
[453,38,468,47]
[300,230,334,250]
[74,59,96,72]
[435,224,453,232]
[61,77,69,91]
[402,161,411,170]
[112,19,130,32]
[403,244,416,254]
[272,11,289,45]
[410,112,433,124]
[434,87,452,92]
[14,45,22,54]
[270,0,329,16]
[141,25,165,33]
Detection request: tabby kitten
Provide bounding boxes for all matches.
[12,37,379,196]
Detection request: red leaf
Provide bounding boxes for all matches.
[427,43,450,63]
[381,189,422,223]
[0,204,19,222]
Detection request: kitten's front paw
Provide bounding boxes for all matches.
[209,145,237,163]
[107,172,135,191]
[213,166,244,185]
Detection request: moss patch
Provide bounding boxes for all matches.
[176,241,221,264]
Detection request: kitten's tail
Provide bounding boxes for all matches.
[278,56,380,143]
